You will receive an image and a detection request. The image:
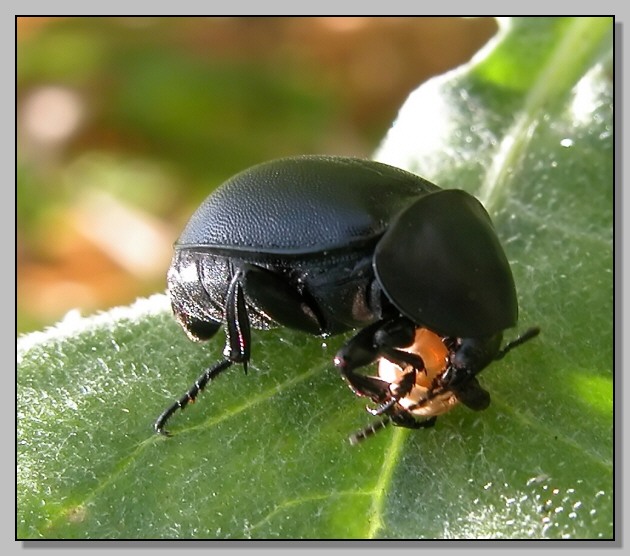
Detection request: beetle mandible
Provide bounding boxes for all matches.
[155,155,539,440]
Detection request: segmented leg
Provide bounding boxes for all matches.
[334,316,424,404]
[155,270,252,435]
[154,359,233,435]
[348,411,437,445]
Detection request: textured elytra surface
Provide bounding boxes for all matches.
[18,17,613,539]
[177,156,439,253]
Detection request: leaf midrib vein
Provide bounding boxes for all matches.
[478,17,612,213]
[366,427,408,538]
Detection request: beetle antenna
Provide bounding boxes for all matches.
[495,326,540,361]
[348,414,392,446]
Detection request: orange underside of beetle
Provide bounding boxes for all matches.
[378,328,459,416]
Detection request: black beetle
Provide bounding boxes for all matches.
[155,155,539,439]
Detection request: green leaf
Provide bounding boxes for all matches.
[18,17,613,539]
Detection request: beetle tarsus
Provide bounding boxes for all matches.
[154,359,234,435]
[349,415,392,445]
[366,399,397,416]
[349,410,438,446]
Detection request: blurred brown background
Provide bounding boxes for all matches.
[17,16,497,334]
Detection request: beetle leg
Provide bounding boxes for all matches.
[366,368,418,416]
[154,359,233,436]
[348,409,437,446]
[372,317,426,371]
[334,320,394,402]
[391,412,437,430]
[155,270,255,436]
[334,317,423,404]
[378,346,426,372]
[341,371,393,404]
[349,414,393,445]
[224,269,252,372]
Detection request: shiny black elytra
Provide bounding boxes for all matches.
[155,155,538,439]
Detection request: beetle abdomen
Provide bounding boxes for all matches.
[169,246,380,337]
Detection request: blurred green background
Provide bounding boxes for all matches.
[17,16,498,334]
